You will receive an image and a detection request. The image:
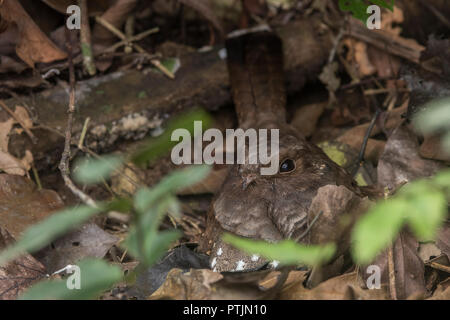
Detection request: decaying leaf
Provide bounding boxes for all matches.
[377,126,444,191]
[279,271,389,300]
[0,0,67,67]
[0,174,63,239]
[179,0,225,35]
[129,245,210,299]
[290,101,327,138]
[308,185,373,257]
[149,268,281,300]
[428,278,450,300]
[0,150,33,176]
[0,55,27,74]
[34,223,118,274]
[0,105,34,176]
[0,227,47,300]
[364,230,426,300]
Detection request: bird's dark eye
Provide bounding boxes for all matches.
[279,159,296,173]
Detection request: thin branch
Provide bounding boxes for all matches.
[58,28,97,208]
[351,108,381,177]
[95,16,174,79]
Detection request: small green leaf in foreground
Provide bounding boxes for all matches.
[352,199,407,264]
[20,259,122,300]
[223,234,336,267]
[0,205,103,266]
[134,165,211,213]
[74,155,124,185]
[132,109,212,165]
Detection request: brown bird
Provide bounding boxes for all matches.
[199,28,371,272]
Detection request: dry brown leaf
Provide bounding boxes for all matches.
[377,126,444,190]
[420,134,450,162]
[279,272,389,300]
[365,231,426,300]
[34,223,118,273]
[343,38,376,78]
[290,101,327,138]
[0,150,28,175]
[0,0,67,67]
[0,55,27,73]
[179,0,225,35]
[149,268,278,300]
[0,227,47,300]
[0,174,63,239]
[42,0,110,16]
[12,106,33,130]
[178,166,228,195]
[0,118,14,151]
[428,278,450,300]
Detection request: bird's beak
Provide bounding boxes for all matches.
[242,175,256,190]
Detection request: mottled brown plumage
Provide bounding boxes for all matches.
[199,29,368,272]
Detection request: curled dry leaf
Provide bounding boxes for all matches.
[0,149,33,176]
[0,106,34,175]
[0,0,67,67]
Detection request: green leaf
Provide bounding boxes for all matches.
[352,199,407,264]
[0,205,103,266]
[131,109,212,165]
[434,169,450,189]
[74,155,124,185]
[223,234,336,267]
[134,165,211,213]
[339,0,394,23]
[413,97,450,134]
[339,0,370,22]
[406,193,446,241]
[20,259,122,300]
[123,228,181,267]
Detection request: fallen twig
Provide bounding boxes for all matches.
[95,16,174,79]
[58,28,97,208]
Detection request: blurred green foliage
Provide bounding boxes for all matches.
[338,0,395,23]
[0,110,211,299]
